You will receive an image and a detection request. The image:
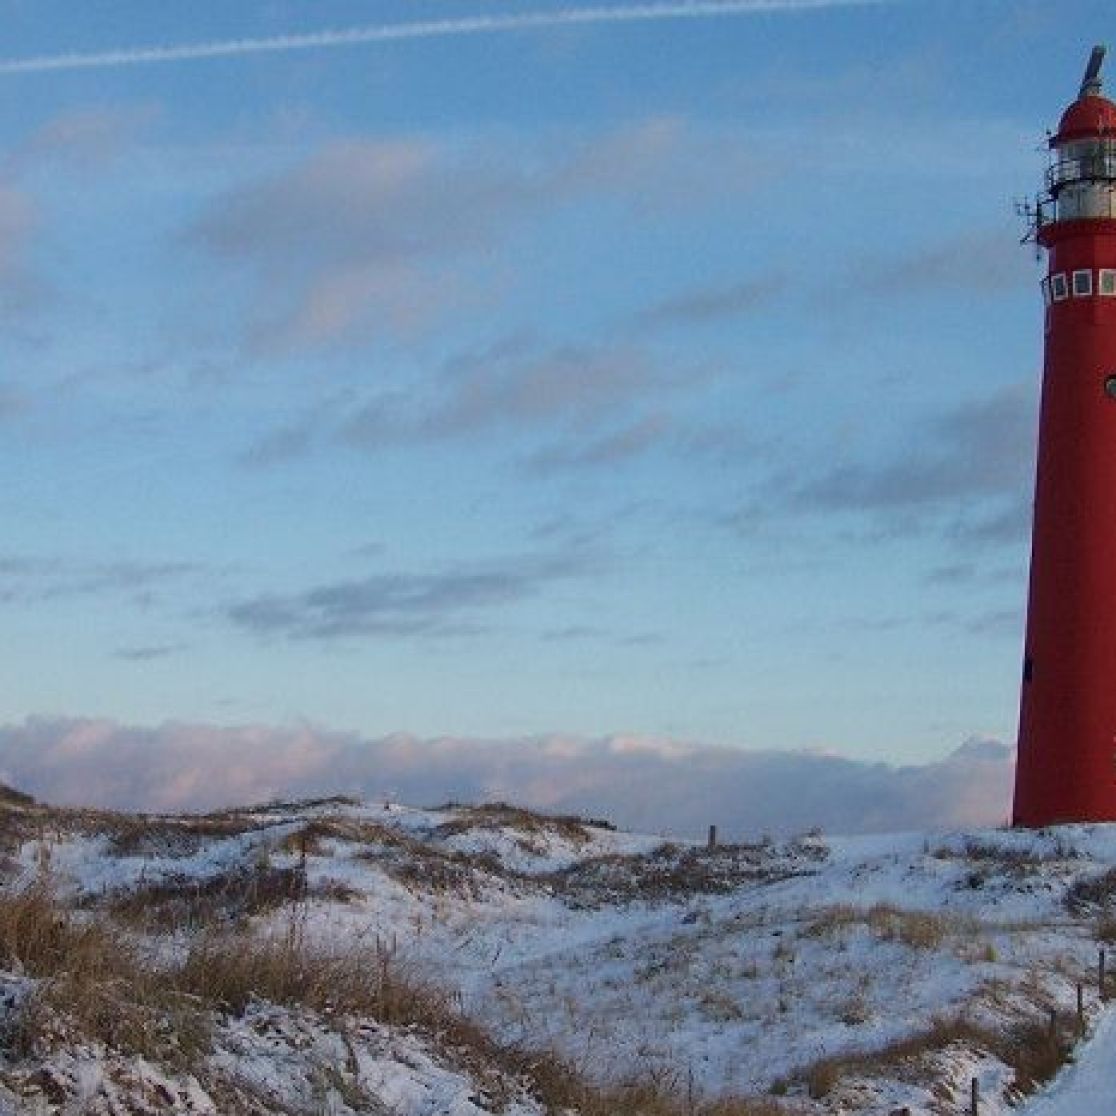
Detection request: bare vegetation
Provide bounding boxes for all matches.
[788,1012,1075,1102]
[803,903,967,951]
[1066,866,1116,914]
[100,812,264,858]
[102,862,359,930]
[933,836,1079,866]
[436,801,616,836]
[554,841,822,907]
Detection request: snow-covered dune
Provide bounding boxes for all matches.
[2,793,1115,1114]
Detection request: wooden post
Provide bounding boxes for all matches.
[1049,1006,1058,1035]
[708,824,717,849]
[1101,948,1107,1001]
[1078,983,1085,1034]
[970,1076,979,1116]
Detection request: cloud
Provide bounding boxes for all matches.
[251,337,709,470]
[948,497,1033,548]
[0,716,1013,838]
[227,553,589,641]
[193,119,764,353]
[0,1,893,76]
[794,381,1036,517]
[427,342,665,437]
[112,644,188,662]
[636,276,780,327]
[6,104,159,175]
[526,413,673,472]
[240,412,327,468]
[193,136,498,351]
[859,227,1033,297]
[0,554,204,606]
[0,104,158,321]
[0,184,39,314]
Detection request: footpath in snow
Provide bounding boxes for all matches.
[1021,1009,1116,1115]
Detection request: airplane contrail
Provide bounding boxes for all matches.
[0,0,893,75]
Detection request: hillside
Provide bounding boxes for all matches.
[0,790,1114,1114]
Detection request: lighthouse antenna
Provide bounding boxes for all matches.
[1080,44,1107,99]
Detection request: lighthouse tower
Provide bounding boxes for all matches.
[1014,46,1116,826]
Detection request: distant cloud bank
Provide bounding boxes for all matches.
[0,717,1012,839]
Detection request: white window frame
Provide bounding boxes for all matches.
[1073,269,1094,297]
[1051,273,1069,301]
[1100,269,1116,297]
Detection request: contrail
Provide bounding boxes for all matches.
[0,0,891,75]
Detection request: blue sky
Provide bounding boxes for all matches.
[0,0,1110,800]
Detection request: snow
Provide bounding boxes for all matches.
[6,798,1116,1113]
[1020,1008,1116,1116]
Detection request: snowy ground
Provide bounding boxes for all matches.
[1020,1008,1116,1115]
[3,795,1116,1113]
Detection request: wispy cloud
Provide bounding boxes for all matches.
[0,554,205,605]
[0,716,1012,838]
[0,1,895,76]
[859,227,1033,297]
[0,183,40,316]
[247,338,712,470]
[112,644,189,662]
[194,120,758,353]
[227,553,591,641]
[794,381,1036,515]
[635,276,780,327]
[525,413,673,472]
[4,104,159,175]
[0,104,157,324]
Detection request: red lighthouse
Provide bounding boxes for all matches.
[1014,46,1116,826]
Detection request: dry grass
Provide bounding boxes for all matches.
[0,884,212,1067]
[803,903,966,951]
[554,842,809,907]
[436,801,614,838]
[249,795,362,816]
[1066,867,1116,915]
[0,785,35,809]
[101,812,263,858]
[104,863,358,931]
[938,838,1079,865]
[867,905,954,950]
[178,928,431,1022]
[790,1011,1074,1102]
[277,816,513,898]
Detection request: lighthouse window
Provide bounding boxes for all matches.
[1051,273,1069,301]
[1105,376,1116,400]
[1073,270,1093,297]
[1100,270,1116,297]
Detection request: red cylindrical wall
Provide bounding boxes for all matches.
[1014,216,1116,825]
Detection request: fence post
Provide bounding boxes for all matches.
[970,1076,979,1116]
[1078,982,1085,1034]
[1101,948,1108,1001]
[708,825,717,850]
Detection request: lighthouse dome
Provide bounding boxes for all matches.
[1053,94,1116,145]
